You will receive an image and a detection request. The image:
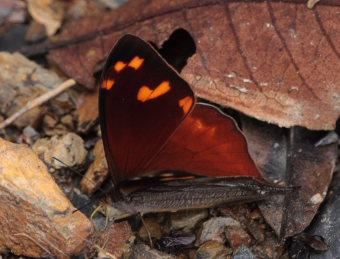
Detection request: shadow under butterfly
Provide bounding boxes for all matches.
[99,34,293,219]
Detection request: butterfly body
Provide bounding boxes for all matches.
[110,174,292,218]
[99,34,292,217]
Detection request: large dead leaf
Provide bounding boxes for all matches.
[241,116,338,238]
[306,171,340,258]
[35,0,340,130]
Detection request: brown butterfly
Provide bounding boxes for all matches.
[99,35,291,218]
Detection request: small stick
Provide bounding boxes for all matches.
[307,0,321,9]
[0,79,76,130]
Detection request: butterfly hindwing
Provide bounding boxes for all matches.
[145,104,263,180]
[99,35,195,184]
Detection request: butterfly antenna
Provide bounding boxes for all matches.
[52,156,108,195]
[52,156,78,172]
[52,157,112,215]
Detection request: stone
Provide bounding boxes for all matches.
[0,137,92,258]
[131,244,177,259]
[224,221,252,248]
[194,241,230,259]
[170,209,208,232]
[196,217,238,246]
[80,139,108,196]
[232,245,255,259]
[139,218,163,241]
[33,132,87,169]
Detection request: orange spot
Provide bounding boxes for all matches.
[194,119,203,129]
[179,96,193,114]
[137,81,171,102]
[114,61,127,72]
[128,56,144,70]
[191,117,216,136]
[102,78,115,90]
[160,176,195,182]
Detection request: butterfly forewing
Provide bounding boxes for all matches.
[99,35,195,184]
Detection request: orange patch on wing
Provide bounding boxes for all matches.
[137,81,171,102]
[194,119,203,129]
[102,78,115,90]
[195,118,216,136]
[114,61,127,72]
[128,56,144,70]
[179,96,194,114]
[160,176,196,182]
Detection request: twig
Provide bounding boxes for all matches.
[0,79,76,130]
[307,0,321,9]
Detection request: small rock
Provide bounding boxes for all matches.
[232,245,255,259]
[249,209,262,220]
[0,0,26,25]
[76,90,99,133]
[224,222,252,248]
[80,139,108,195]
[61,114,74,129]
[252,235,278,258]
[0,137,92,258]
[33,132,87,169]
[25,20,46,42]
[43,114,57,128]
[44,123,69,136]
[19,125,40,144]
[195,241,230,259]
[246,221,265,242]
[170,209,208,232]
[26,0,64,36]
[131,244,177,259]
[139,218,163,241]
[196,217,236,245]
[91,221,135,259]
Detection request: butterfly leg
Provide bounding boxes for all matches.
[139,213,153,247]
[90,204,105,231]
[94,225,118,259]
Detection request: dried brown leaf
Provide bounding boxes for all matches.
[242,116,337,238]
[45,0,340,130]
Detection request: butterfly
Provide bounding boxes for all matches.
[99,34,291,218]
